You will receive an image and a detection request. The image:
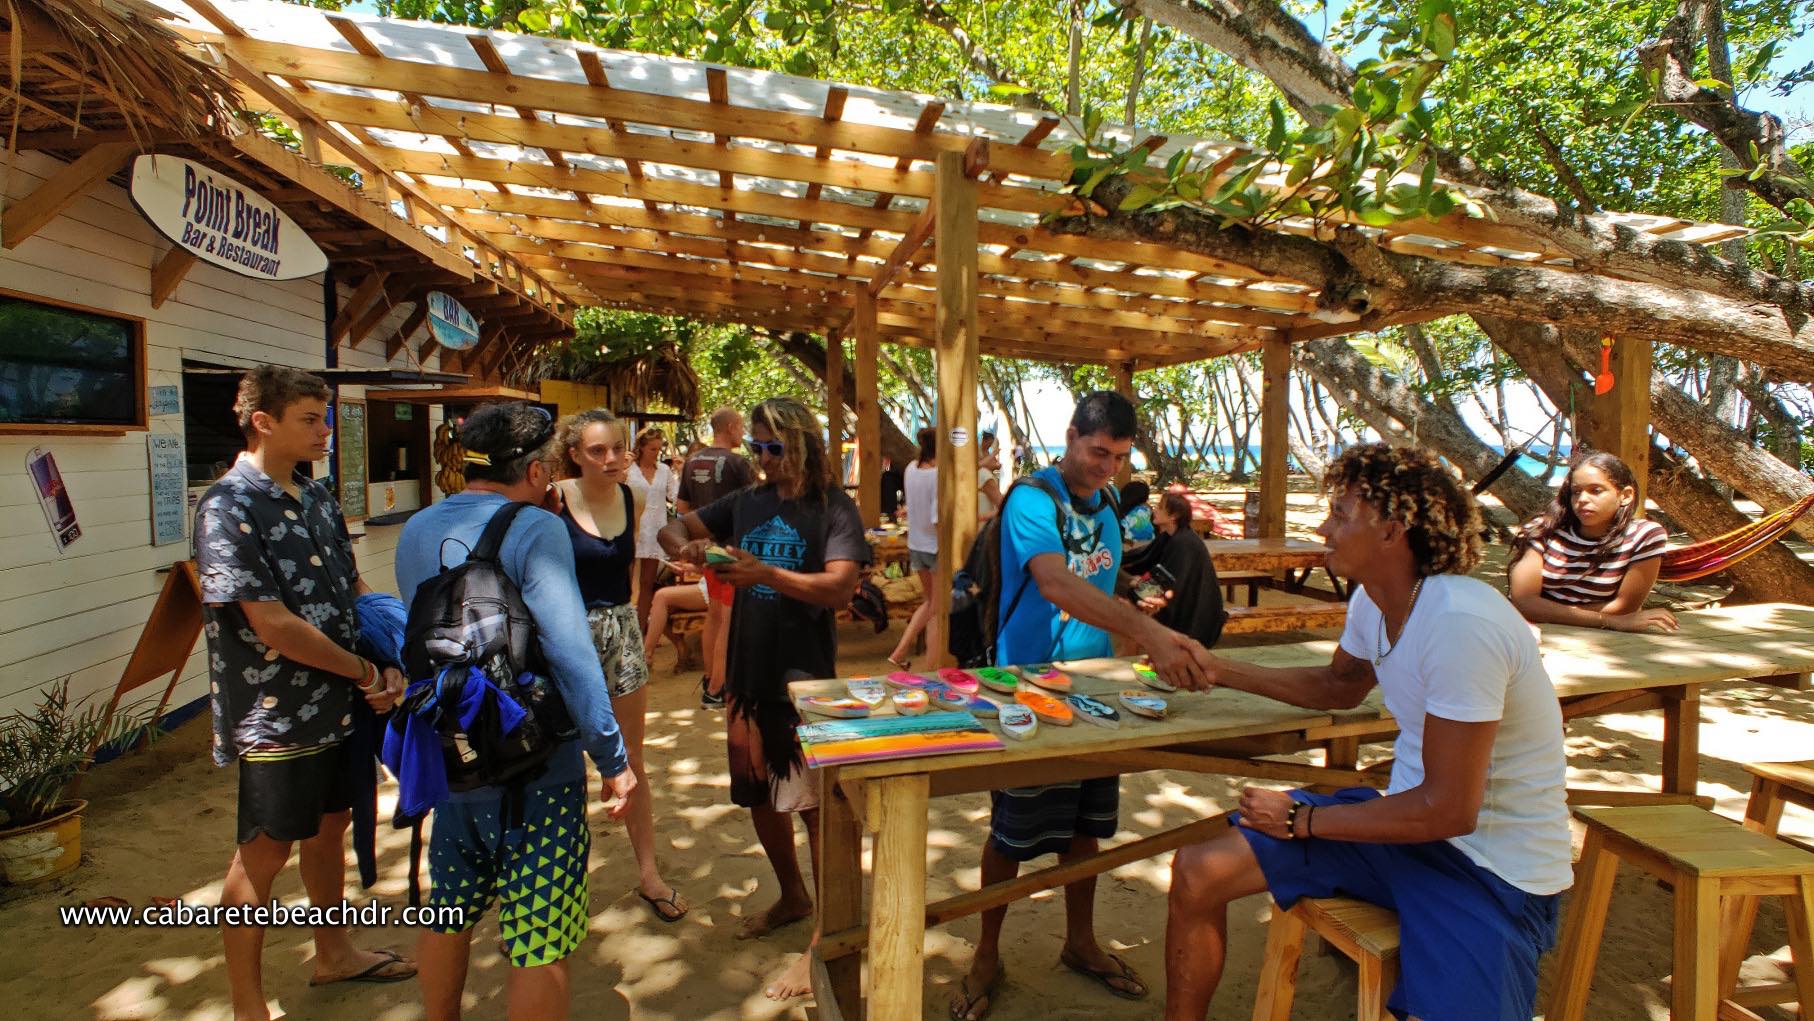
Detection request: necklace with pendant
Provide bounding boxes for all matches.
[1373,575,1427,667]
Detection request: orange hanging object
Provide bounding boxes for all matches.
[1593,335,1616,395]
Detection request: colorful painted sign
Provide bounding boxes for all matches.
[797,711,1003,768]
[25,448,81,551]
[129,155,326,280]
[425,291,481,350]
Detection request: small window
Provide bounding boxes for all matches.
[0,291,146,431]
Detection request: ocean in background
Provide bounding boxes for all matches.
[1013,443,1567,479]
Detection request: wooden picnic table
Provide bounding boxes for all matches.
[790,602,1814,1021]
[1205,537,1347,600]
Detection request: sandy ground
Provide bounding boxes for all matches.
[2,484,1810,1021]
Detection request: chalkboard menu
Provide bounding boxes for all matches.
[337,399,367,520]
[148,434,186,546]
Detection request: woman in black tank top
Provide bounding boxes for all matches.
[548,410,687,922]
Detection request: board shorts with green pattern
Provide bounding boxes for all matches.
[425,779,592,968]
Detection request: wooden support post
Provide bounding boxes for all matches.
[1,141,135,249]
[1611,337,1651,515]
[1661,683,1702,796]
[329,272,390,347]
[1112,360,1136,487]
[932,150,979,669]
[855,291,882,528]
[814,768,865,1020]
[826,329,845,489]
[149,247,197,310]
[869,775,929,1021]
[1259,337,1290,539]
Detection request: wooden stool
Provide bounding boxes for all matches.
[1720,761,1814,1010]
[1547,804,1814,1020]
[1252,896,1400,1021]
[664,609,705,672]
[1218,569,1268,607]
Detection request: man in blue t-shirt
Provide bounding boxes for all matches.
[950,391,1214,1021]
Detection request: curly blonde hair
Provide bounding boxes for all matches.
[1323,444,1483,577]
[552,408,622,480]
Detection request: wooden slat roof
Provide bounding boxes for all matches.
[159,0,1747,372]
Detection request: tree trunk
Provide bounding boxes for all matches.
[1125,16,1154,125]
[1649,444,1814,604]
[1295,338,1554,520]
[770,331,918,465]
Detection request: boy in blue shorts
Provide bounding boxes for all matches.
[1163,444,1572,1021]
[950,391,1214,1021]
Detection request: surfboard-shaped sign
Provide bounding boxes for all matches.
[426,290,481,350]
[129,155,326,281]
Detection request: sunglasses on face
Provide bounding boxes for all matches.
[746,437,784,458]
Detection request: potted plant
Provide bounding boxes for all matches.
[0,680,152,885]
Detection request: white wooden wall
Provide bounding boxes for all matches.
[0,147,441,723]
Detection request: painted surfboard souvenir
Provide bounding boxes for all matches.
[846,678,888,708]
[1131,659,1176,692]
[997,703,1038,741]
[1018,664,1072,692]
[891,689,930,715]
[930,686,999,717]
[975,667,1019,694]
[935,667,981,694]
[885,671,937,691]
[1119,690,1168,719]
[703,544,738,565]
[1015,687,1073,726]
[798,696,872,719]
[1065,693,1121,728]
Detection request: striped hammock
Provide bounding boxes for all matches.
[1658,490,1814,583]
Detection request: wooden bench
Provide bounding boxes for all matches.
[1254,896,1400,1021]
[1548,805,1814,1020]
[1218,569,1269,607]
[1721,761,1814,1009]
[1223,603,1347,635]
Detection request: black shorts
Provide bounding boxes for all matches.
[988,778,1120,862]
[236,742,360,845]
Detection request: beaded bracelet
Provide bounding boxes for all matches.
[1284,801,1302,839]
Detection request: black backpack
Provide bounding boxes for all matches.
[395,502,575,794]
[948,476,1077,668]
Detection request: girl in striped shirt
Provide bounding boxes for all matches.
[1509,451,1678,632]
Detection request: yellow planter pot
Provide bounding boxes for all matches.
[0,800,86,885]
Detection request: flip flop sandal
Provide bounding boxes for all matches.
[309,948,416,986]
[948,965,1005,1021]
[1058,949,1146,1001]
[637,888,688,923]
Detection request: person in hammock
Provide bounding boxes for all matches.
[1508,450,1679,633]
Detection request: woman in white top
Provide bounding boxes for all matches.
[889,427,941,669]
[626,426,678,635]
[977,430,1004,520]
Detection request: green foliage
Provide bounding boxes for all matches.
[0,681,154,828]
[1059,0,1480,231]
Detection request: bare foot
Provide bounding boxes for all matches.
[736,895,813,939]
[950,954,1003,1021]
[763,952,814,1000]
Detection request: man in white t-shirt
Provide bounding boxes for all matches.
[1163,444,1571,1021]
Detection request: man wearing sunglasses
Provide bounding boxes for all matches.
[658,396,870,1003]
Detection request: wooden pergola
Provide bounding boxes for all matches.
[165,0,1740,666]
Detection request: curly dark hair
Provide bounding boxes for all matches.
[1323,444,1483,576]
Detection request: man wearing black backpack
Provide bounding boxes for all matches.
[949,391,1214,1021]
[394,402,636,1021]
